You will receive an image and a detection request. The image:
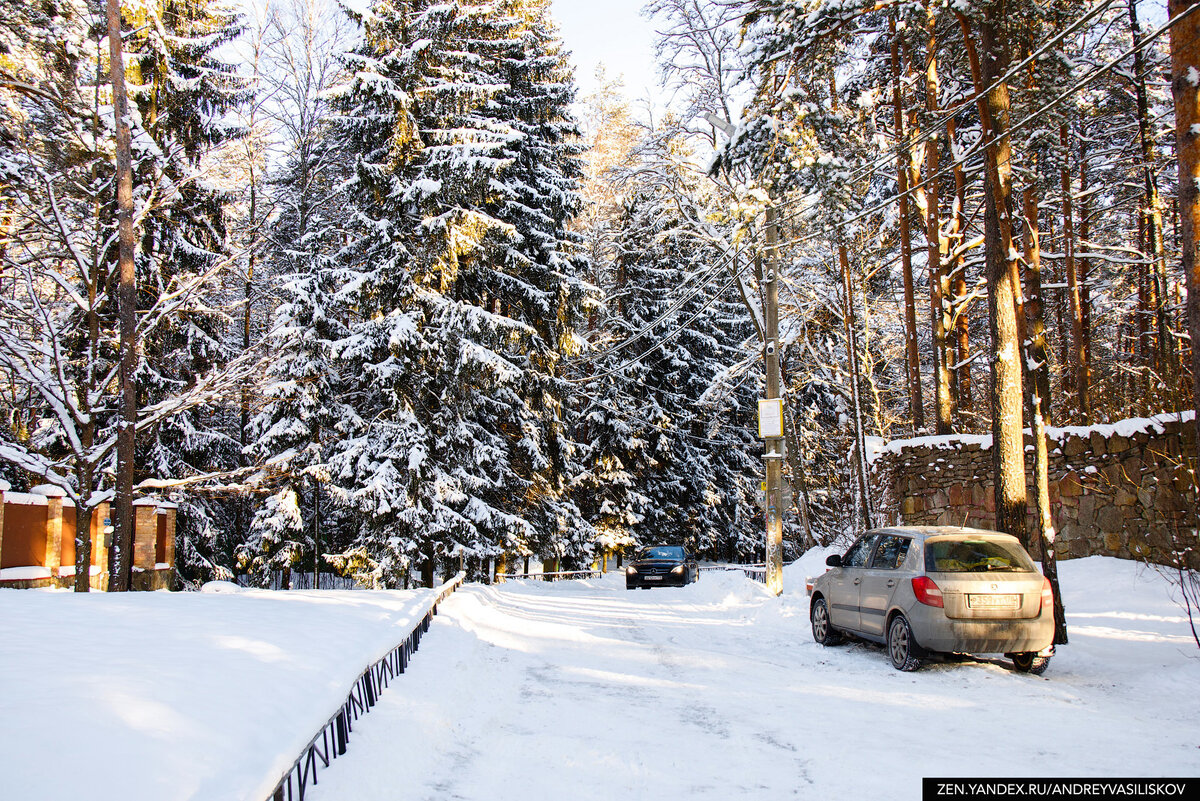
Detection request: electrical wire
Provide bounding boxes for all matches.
[762,0,1123,216]
[774,0,1200,253]
[571,0,1193,391]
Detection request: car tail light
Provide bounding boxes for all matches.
[911,576,944,608]
[1041,577,1053,611]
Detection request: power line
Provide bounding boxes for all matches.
[762,0,1122,216]
[570,0,1193,391]
[774,0,1200,254]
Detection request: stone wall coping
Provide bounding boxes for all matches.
[870,409,1195,470]
[132,498,160,507]
[29,484,66,498]
[1046,410,1194,442]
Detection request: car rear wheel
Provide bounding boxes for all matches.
[887,615,922,671]
[1010,652,1050,675]
[810,598,842,646]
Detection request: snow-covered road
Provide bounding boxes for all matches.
[314,554,1200,799]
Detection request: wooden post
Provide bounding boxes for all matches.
[763,206,784,596]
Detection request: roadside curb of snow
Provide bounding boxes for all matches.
[265,573,465,801]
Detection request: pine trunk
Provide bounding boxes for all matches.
[839,242,873,532]
[1078,144,1093,421]
[1130,0,1176,391]
[107,0,137,592]
[947,106,972,418]
[923,6,954,434]
[1060,124,1087,422]
[1171,0,1200,446]
[892,14,924,432]
[1023,164,1068,644]
[962,5,1028,544]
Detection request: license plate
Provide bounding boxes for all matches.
[967,593,1019,610]
[645,575,662,581]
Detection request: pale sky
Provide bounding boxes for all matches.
[548,0,665,117]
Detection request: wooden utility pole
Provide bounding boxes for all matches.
[106,0,137,592]
[1170,0,1200,449]
[762,206,784,596]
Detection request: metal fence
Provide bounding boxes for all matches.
[238,571,362,591]
[500,569,603,581]
[698,563,768,584]
[268,573,464,801]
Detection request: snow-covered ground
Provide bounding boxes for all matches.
[315,554,1200,800]
[0,584,438,801]
[1,555,1197,800]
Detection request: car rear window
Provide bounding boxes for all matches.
[924,538,1036,573]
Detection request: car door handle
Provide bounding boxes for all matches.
[853,578,861,585]
[886,579,896,588]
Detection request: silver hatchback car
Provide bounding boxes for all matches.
[807,526,1055,673]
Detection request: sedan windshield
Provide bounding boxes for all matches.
[638,546,685,561]
[925,539,1036,573]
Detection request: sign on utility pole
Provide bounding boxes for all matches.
[761,206,784,596]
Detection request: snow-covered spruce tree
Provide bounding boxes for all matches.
[237,0,358,588]
[326,0,591,586]
[241,250,353,586]
[576,125,760,561]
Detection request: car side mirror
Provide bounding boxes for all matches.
[825,554,842,567]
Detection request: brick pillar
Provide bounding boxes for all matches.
[161,505,177,569]
[32,485,65,575]
[93,502,111,590]
[133,500,157,571]
[0,479,8,569]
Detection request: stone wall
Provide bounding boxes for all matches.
[870,412,1197,568]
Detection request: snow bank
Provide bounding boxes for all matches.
[0,586,436,801]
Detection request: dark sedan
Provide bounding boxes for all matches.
[625,545,698,589]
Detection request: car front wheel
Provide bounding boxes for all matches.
[810,598,842,646]
[1010,652,1050,675]
[887,615,922,671]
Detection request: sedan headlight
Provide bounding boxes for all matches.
[626,566,637,575]
[671,565,685,574]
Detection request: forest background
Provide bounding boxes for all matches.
[0,0,1197,591]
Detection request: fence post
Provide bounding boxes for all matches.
[335,710,347,755]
